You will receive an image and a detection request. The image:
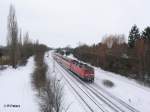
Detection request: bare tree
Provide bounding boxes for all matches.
[135,38,145,80]
[23,32,30,45]
[40,76,63,112]
[102,34,126,49]
[7,5,19,68]
[17,28,23,63]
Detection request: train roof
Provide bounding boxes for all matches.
[71,60,94,71]
[54,53,94,71]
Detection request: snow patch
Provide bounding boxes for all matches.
[0,57,39,112]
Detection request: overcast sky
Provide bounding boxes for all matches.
[0,0,150,48]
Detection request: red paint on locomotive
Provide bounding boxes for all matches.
[53,53,94,82]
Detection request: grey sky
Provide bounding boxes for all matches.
[0,0,150,48]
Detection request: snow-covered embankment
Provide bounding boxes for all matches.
[0,57,39,112]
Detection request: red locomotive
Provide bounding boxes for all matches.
[53,53,95,82]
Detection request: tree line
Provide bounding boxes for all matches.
[0,5,49,68]
[0,4,64,112]
[73,25,150,85]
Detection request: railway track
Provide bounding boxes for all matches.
[57,64,123,112]
[54,59,140,112]
[66,69,140,112]
[65,68,140,112]
[55,61,121,112]
[92,84,140,112]
[61,71,95,112]
[55,62,107,112]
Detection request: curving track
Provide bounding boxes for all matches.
[54,58,140,112]
[56,63,106,112]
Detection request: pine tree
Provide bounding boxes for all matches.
[142,26,150,40]
[141,26,150,77]
[128,25,140,48]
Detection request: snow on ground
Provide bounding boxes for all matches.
[67,53,150,112]
[45,52,85,112]
[94,68,150,112]
[0,57,39,112]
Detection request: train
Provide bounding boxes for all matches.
[53,53,95,82]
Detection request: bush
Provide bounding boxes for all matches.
[102,80,114,88]
[32,49,63,112]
